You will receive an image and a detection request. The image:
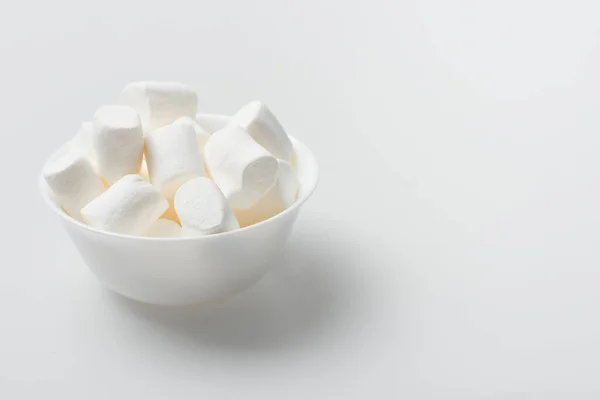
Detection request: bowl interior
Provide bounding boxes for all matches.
[39,132,318,241]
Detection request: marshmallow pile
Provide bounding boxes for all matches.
[43,82,299,238]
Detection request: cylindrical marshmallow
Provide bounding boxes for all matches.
[119,81,197,133]
[204,125,278,209]
[234,160,299,227]
[174,177,239,236]
[230,101,293,161]
[196,113,231,134]
[43,145,105,221]
[145,218,182,238]
[92,105,144,184]
[71,121,95,161]
[173,116,210,153]
[81,174,168,235]
[145,120,205,200]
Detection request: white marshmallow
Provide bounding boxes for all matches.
[234,160,299,227]
[173,116,210,153]
[174,177,239,236]
[145,218,182,238]
[43,145,105,221]
[196,113,231,134]
[145,120,204,200]
[92,105,144,184]
[119,81,197,133]
[230,101,293,161]
[81,174,168,235]
[204,125,278,209]
[71,121,95,160]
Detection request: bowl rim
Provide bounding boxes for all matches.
[39,133,319,242]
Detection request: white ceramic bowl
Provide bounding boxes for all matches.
[39,133,318,305]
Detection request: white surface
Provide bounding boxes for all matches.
[5,0,600,397]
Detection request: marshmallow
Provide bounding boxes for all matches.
[196,113,231,134]
[92,105,144,184]
[43,145,105,221]
[71,121,95,161]
[145,218,182,238]
[145,120,204,200]
[172,116,210,153]
[174,177,239,236]
[81,174,168,235]
[234,160,299,227]
[230,101,293,161]
[119,81,197,133]
[204,125,278,209]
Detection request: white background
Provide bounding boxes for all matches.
[3,0,600,397]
